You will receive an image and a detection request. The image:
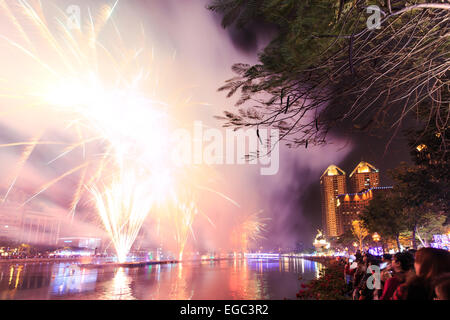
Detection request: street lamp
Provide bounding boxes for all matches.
[372,233,380,243]
[372,232,382,253]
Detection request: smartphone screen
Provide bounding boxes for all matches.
[380,262,387,270]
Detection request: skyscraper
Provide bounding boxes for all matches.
[320,165,347,238]
[348,161,380,193]
[336,186,393,235]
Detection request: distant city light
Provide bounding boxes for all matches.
[430,234,449,250]
[372,233,381,242]
[368,247,383,256]
[416,144,427,152]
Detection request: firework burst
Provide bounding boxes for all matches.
[0,0,252,262]
[0,0,175,261]
[171,197,198,261]
[231,210,269,252]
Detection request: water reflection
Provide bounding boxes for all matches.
[0,258,322,300]
[229,258,260,299]
[169,262,193,300]
[51,264,98,296]
[108,268,134,300]
[0,264,53,299]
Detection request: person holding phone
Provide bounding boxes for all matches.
[380,252,414,300]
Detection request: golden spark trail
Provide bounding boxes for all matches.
[0,142,66,148]
[2,132,43,203]
[21,162,90,207]
[231,210,269,252]
[90,168,154,263]
[171,198,198,261]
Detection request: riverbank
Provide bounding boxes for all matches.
[296,256,348,300]
[300,256,338,264]
[0,257,87,264]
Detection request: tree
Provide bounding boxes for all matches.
[401,212,447,247]
[351,219,368,251]
[209,0,449,150]
[336,228,358,248]
[416,213,447,247]
[388,159,446,249]
[407,121,449,213]
[361,191,407,251]
[359,120,448,250]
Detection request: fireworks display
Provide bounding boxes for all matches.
[0,0,267,262]
[231,210,269,253]
[89,167,155,263]
[171,197,198,261]
[0,0,177,262]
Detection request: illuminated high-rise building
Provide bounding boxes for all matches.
[336,186,392,235]
[348,161,379,193]
[320,165,347,238]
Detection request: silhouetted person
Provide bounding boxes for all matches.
[399,248,450,300]
[433,273,450,300]
[380,251,414,300]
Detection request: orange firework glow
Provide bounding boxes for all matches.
[231,210,269,253]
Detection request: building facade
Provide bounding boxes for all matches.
[348,161,380,193]
[0,195,61,246]
[57,237,101,250]
[320,165,347,238]
[336,186,393,235]
[320,161,388,237]
[20,211,61,245]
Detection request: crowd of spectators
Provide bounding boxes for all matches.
[343,248,450,300]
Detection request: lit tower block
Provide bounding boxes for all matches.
[349,161,379,193]
[320,165,346,238]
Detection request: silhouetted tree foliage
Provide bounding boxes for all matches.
[361,190,409,250]
[208,0,449,150]
[361,117,447,249]
[336,228,358,248]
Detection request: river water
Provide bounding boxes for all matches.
[0,257,323,300]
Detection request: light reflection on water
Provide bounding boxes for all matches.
[0,258,322,300]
